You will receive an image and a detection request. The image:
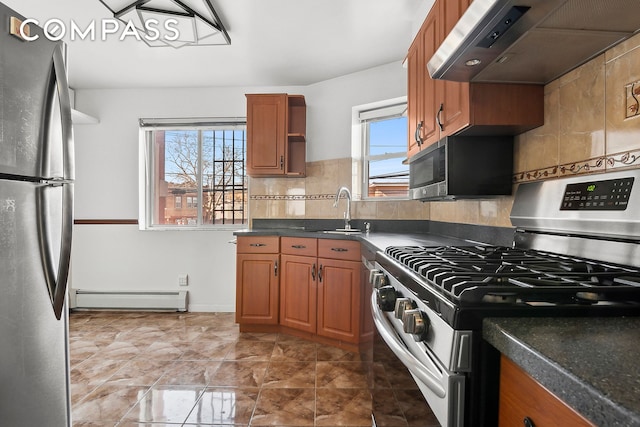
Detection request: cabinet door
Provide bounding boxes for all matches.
[235,253,279,324]
[421,3,442,149]
[407,31,424,159]
[280,254,317,333]
[317,258,361,343]
[408,3,441,159]
[440,0,471,38]
[438,0,470,137]
[246,94,287,176]
[499,355,595,427]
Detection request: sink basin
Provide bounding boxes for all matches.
[320,229,362,234]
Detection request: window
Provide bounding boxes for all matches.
[353,98,409,199]
[139,119,247,229]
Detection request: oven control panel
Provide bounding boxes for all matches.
[560,177,634,211]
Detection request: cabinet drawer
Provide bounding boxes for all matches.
[281,237,317,256]
[318,239,361,261]
[237,236,280,254]
[499,355,595,427]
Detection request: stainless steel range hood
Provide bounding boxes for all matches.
[428,0,640,84]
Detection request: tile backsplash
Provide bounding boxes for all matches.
[249,158,430,224]
[250,33,640,229]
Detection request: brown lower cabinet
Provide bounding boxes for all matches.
[235,236,280,325]
[236,235,363,348]
[280,237,362,344]
[499,355,595,427]
[280,237,318,333]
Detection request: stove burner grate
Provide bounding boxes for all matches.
[384,245,640,305]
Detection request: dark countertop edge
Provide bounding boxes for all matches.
[233,228,482,256]
[240,219,515,247]
[483,318,640,427]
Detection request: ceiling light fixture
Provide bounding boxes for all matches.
[98,0,230,47]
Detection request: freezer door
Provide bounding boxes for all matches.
[0,4,73,181]
[0,178,71,426]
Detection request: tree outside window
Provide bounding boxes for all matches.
[141,123,247,229]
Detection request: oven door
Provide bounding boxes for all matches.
[371,292,466,427]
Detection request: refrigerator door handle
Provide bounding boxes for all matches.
[38,43,74,320]
[37,183,73,320]
[52,43,74,181]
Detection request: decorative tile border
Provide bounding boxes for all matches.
[512,165,559,183]
[513,149,640,183]
[250,194,337,201]
[604,149,640,171]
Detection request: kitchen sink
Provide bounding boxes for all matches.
[320,229,362,235]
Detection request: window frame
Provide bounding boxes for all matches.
[351,97,409,201]
[138,118,248,231]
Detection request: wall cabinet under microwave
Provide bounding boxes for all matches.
[407,0,544,159]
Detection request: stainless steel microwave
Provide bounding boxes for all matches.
[409,135,514,201]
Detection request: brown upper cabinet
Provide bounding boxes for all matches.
[246,93,306,177]
[407,0,544,159]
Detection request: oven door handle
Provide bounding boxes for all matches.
[370,292,447,398]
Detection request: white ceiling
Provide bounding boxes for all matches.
[4,0,424,89]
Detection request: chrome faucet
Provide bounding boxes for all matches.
[333,186,352,230]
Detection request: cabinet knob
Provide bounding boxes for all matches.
[523,417,535,427]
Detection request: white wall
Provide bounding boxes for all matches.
[306,62,408,161]
[70,61,406,312]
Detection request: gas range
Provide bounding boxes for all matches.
[369,169,640,427]
[376,244,640,329]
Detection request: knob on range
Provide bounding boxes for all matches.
[370,272,389,289]
[368,269,381,284]
[394,298,415,320]
[402,309,429,341]
[376,286,398,312]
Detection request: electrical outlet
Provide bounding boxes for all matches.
[178,274,189,286]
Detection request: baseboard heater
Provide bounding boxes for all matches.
[72,290,188,312]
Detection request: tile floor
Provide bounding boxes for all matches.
[69,311,440,426]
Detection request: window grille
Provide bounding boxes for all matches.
[138,118,247,229]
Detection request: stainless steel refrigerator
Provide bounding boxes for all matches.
[0,2,74,426]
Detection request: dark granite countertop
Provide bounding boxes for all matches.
[484,317,640,427]
[234,219,515,250]
[233,226,471,251]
